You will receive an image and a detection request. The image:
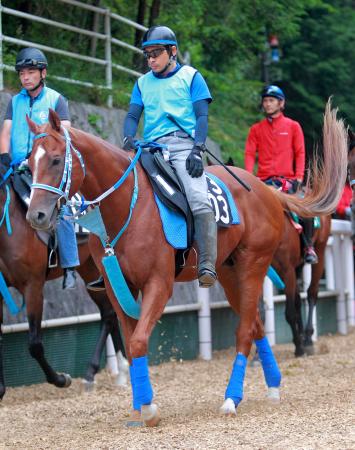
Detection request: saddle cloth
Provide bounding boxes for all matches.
[140,150,240,250]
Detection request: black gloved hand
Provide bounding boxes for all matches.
[0,153,12,177]
[186,144,206,178]
[0,153,12,169]
[122,136,137,151]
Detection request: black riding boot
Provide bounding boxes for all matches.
[301,218,318,264]
[194,212,217,287]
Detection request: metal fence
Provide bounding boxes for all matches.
[0,0,148,106]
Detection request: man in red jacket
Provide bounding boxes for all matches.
[244,85,318,264]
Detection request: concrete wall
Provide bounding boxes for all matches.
[0,91,227,325]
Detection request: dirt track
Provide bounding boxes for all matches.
[0,329,354,450]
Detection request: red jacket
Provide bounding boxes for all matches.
[244,113,305,180]
[336,184,352,217]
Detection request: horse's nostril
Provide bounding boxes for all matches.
[37,211,47,223]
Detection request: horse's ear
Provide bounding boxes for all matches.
[48,108,61,132]
[226,156,235,166]
[26,115,40,135]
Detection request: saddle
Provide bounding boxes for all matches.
[140,149,194,247]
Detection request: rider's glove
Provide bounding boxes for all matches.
[122,136,137,152]
[0,153,12,177]
[186,143,206,178]
[0,153,12,169]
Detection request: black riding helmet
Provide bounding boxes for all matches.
[142,26,178,48]
[15,47,48,71]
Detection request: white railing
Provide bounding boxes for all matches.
[0,0,147,106]
[3,220,354,363]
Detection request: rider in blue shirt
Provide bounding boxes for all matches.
[0,48,79,289]
[123,26,217,288]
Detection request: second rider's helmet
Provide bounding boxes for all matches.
[15,48,48,71]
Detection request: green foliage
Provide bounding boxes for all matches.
[2,0,352,166]
[281,0,355,151]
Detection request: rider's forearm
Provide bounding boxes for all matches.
[193,99,209,144]
[0,120,11,154]
[123,103,143,138]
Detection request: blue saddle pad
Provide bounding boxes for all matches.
[154,173,240,249]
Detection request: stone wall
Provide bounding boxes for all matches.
[0,91,227,325]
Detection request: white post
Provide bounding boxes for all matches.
[302,264,311,292]
[302,264,317,341]
[332,233,348,335]
[106,335,119,375]
[263,277,275,346]
[325,236,335,290]
[197,281,212,360]
[343,233,355,326]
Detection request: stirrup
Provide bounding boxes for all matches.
[198,268,217,288]
[86,275,105,292]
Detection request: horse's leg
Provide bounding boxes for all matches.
[284,270,305,357]
[0,295,5,400]
[83,290,128,388]
[217,256,281,415]
[250,296,264,367]
[26,283,71,388]
[124,277,173,427]
[304,259,324,354]
[253,313,281,401]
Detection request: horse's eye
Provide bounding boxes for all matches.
[52,158,61,166]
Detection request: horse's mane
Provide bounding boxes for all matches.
[69,127,126,157]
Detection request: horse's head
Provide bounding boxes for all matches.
[26,109,84,230]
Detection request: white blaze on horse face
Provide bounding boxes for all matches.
[30,145,46,201]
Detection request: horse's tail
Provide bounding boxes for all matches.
[272,100,348,217]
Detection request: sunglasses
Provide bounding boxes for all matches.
[143,48,166,60]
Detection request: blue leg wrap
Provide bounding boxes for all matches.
[225,353,247,406]
[255,336,281,388]
[130,356,153,411]
[129,365,141,411]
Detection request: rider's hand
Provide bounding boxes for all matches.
[0,153,12,176]
[122,136,136,152]
[186,143,206,178]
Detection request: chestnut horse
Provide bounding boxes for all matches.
[271,214,331,356]
[25,102,347,425]
[0,176,127,400]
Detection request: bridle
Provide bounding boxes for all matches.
[31,127,85,201]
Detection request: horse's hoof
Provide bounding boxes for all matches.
[62,373,72,388]
[114,373,128,387]
[141,403,160,427]
[294,348,305,357]
[304,344,315,356]
[0,389,5,401]
[126,410,144,427]
[220,398,236,416]
[81,378,96,392]
[266,387,280,402]
[55,373,72,388]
